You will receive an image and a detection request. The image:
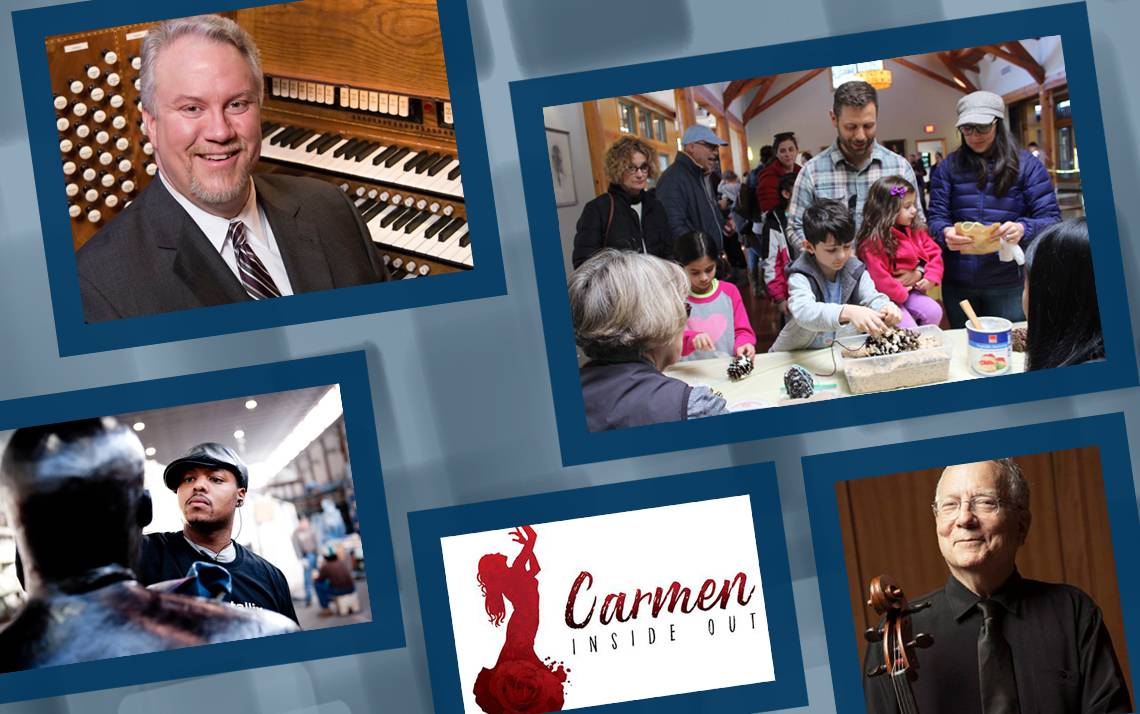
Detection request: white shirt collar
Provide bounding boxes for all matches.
[159,171,263,253]
[182,532,237,563]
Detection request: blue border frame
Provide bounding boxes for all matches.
[12,0,505,356]
[802,413,1140,714]
[0,350,405,704]
[508,2,1138,466]
[408,464,808,713]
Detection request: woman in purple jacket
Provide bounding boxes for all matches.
[927,91,1061,327]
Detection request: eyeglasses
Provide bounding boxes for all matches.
[931,495,1007,519]
[961,121,997,136]
[625,163,651,174]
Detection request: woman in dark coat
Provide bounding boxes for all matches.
[927,91,1061,327]
[571,136,672,269]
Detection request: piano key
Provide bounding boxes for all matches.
[414,152,441,174]
[260,130,463,199]
[288,129,317,149]
[423,215,452,239]
[404,210,431,233]
[448,164,461,180]
[438,217,465,242]
[334,137,362,158]
[426,154,453,176]
[384,146,411,168]
[392,208,420,231]
[380,205,410,228]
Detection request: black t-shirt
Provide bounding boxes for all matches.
[138,531,299,625]
[863,571,1131,714]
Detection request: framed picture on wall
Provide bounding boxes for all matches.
[546,127,577,207]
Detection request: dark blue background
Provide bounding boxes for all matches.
[1,0,1140,712]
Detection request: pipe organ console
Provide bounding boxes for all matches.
[45,0,470,278]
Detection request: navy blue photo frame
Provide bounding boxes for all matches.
[12,0,505,356]
[0,350,404,704]
[408,463,808,714]
[802,412,1140,714]
[509,2,1138,466]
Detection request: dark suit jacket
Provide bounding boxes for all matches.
[76,173,389,322]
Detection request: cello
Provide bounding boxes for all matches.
[864,574,934,714]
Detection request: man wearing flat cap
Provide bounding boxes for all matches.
[656,124,735,253]
[137,442,299,624]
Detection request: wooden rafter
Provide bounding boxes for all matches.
[743,69,824,124]
[890,57,969,94]
[740,77,776,125]
[982,43,1045,84]
[723,77,770,109]
[935,52,978,92]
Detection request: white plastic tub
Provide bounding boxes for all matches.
[841,325,953,395]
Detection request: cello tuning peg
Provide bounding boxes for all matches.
[866,664,887,678]
[909,633,934,649]
[909,600,933,612]
[863,626,883,643]
[886,585,902,597]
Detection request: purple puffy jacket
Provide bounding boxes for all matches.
[927,149,1061,288]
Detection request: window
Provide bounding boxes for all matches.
[619,101,633,133]
[638,108,652,138]
[654,116,667,142]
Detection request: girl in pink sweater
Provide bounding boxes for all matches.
[856,176,944,328]
[675,231,757,361]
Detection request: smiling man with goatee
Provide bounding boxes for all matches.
[76,14,387,323]
[136,442,299,624]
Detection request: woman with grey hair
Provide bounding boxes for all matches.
[571,250,727,431]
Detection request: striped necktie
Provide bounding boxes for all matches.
[228,220,281,300]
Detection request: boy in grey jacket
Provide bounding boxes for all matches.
[769,198,901,352]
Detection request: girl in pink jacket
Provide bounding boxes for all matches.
[856,176,944,328]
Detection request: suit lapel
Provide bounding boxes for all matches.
[146,179,251,307]
[254,175,335,294]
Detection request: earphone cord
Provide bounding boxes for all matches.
[815,335,869,378]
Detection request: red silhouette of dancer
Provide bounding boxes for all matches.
[474,525,566,714]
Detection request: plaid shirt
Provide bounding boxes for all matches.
[786,141,923,252]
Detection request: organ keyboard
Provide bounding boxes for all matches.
[46,0,472,275]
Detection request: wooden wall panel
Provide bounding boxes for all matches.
[235,0,449,99]
[838,447,1130,696]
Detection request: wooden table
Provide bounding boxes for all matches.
[664,327,1025,411]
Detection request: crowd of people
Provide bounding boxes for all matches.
[569,81,1100,431]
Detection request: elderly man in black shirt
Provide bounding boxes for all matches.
[864,458,1131,714]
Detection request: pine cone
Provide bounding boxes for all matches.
[784,365,814,399]
[727,355,755,381]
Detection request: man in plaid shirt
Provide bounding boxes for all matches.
[786,80,923,254]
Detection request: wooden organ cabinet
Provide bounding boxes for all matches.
[45,0,470,279]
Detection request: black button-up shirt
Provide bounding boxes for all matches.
[863,571,1131,714]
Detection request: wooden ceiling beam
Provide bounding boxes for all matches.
[743,69,824,124]
[935,52,978,93]
[982,43,1045,84]
[890,57,969,94]
[724,77,771,109]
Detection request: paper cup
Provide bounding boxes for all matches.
[966,317,1012,376]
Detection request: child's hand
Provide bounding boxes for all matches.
[879,303,903,326]
[841,305,888,336]
[736,343,756,359]
[914,278,933,292]
[692,333,715,352]
[892,267,921,288]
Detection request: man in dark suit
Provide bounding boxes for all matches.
[77,14,386,323]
